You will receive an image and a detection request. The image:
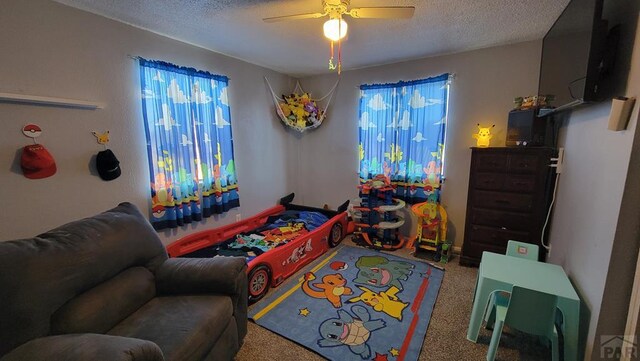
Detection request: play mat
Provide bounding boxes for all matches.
[249,245,444,361]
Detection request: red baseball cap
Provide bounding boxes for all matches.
[21,144,57,179]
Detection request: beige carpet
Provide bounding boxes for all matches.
[236,237,552,361]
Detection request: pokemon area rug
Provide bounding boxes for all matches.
[248,246,444,361]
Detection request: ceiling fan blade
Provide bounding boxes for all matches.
[348,7,415,19]
[263,12,326,23]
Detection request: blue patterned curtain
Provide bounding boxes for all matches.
[139,59,239,230]
[358,74,449,203]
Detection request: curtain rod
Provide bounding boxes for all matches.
[127,55,231,80]
[354,73,456,89]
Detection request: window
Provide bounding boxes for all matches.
[358,73,449,203]
[139,59,239,230]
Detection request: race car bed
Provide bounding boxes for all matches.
[166,194,350,302]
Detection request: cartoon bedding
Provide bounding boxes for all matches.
[181,210,329,261]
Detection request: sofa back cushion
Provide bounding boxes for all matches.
[51,267,156,334]
[0,202,167,358]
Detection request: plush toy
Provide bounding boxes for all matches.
[279,92,325,131]
[473,124,495,148]
[513,94,555,110]
[297,116,306,129]
[521,96,537,109]
[304,102,316,113]
[513,97,524,109]
[279,102,292,117]
[291,104,308,120]
[308,114,318,126]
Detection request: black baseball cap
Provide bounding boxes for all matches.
[96,149,121,181]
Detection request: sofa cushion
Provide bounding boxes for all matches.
[0,334,164,361]
[108,295,233,361]
[0,203,167,358]
[51,267,156,334]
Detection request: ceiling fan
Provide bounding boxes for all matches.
[263,0,415,24]
[263,1,415,74]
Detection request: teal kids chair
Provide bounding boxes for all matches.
[484,240,540,326]
[506,240,539,260]
[486,286,560,361]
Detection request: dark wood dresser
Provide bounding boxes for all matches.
[459,147,557,266]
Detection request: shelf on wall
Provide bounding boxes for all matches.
[0,92,104,110]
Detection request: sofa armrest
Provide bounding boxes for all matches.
[155,257,247,296]
[0,334,163,361]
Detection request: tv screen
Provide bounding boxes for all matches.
[538,0,605,108]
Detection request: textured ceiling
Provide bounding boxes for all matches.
[53,0,570,77]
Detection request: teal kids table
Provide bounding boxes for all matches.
[467,251,581,361]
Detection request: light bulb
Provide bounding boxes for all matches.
[323,18,348,41]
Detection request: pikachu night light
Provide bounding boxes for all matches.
[473,124,495,148]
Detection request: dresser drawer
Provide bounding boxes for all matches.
[508,154,542,174]
[475,153,508,172]
[470,208,533,231]
[474,173,504,191]
[467,225,532,247]
[504,175,537,193]
[472,190,533,211]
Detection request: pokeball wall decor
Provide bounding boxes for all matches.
[22,124,42,141]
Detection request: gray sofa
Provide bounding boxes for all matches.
[0,202,248,361]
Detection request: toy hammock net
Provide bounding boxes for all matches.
[265,77,339,132]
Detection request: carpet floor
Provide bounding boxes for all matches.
[236,237,553,361]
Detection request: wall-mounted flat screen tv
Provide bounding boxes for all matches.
[538,0,615,111]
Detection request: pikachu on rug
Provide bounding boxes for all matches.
[347,285,409,321]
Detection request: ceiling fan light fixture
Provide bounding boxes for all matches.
[323,18,348,41]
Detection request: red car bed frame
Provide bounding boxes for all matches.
[166,194,351,302]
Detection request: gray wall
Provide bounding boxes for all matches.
[596,105,640,361]
[547,102,636,361]
[546,11,640,361]
[298,40,542,247]
[0,0,295,245]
